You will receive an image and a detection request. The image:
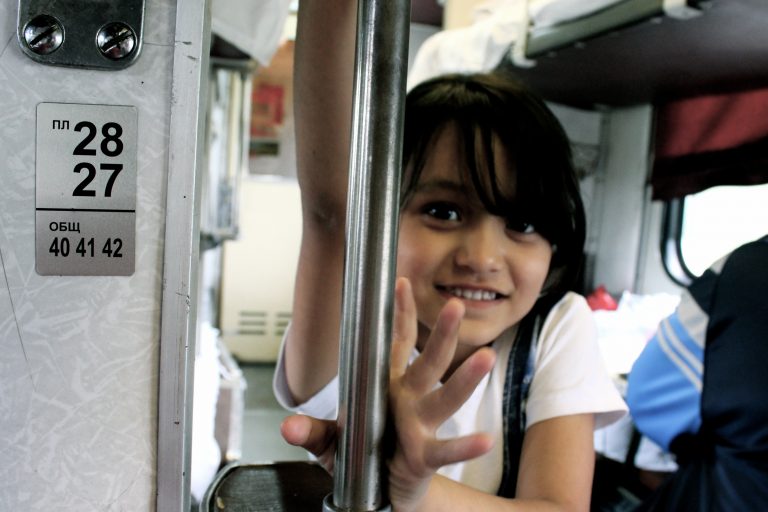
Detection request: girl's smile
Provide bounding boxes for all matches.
[437,284,508,304]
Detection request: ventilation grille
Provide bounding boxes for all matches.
[237,310,292,337]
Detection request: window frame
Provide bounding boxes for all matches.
[660,198,696,287]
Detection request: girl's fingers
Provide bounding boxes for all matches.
[391,277,418,378]
[423,433,494,469]
[280,414,336,458]
[402,298,465,393]
[419,347,496,428]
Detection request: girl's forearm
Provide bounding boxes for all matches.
[404,475,579,512]
[285,0,358,402]
[293,0,355,215]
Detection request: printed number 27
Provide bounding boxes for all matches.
[72,163,122,197]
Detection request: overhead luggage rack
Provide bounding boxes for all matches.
[499,0,768,108]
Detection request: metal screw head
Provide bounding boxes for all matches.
[96,22,136,60]
[23,14,64,55]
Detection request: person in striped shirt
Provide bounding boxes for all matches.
[626,234,768,511]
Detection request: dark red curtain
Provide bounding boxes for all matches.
[651,88,768,200]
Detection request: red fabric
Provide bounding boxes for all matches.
[587,285,618,311]
[651,88,768,200]
[655,88,768,158]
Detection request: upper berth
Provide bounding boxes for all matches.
[498,0,768,108]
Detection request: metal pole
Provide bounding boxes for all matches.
[324,0,410,510]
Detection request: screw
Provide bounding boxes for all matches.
[23,15,64,55]
[97,22,136,60]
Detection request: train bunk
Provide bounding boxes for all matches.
[501,0,768,108]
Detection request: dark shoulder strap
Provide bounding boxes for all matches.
[497,308,545,498]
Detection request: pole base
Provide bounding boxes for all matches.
[322,493,392,512]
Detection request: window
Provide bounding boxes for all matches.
[662,183,768,284]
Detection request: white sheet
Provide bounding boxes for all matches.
[408,0,629,88]
[407,2,526,89]
[211,0,293,66]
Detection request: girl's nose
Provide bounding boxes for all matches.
[453,219,504,274]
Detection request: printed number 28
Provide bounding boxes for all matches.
[72,121,123,197]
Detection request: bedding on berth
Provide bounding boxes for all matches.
[408,0,630,88]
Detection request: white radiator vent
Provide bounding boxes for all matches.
[235,310,292,338]
[274,311,292,337]
[237,310,267,336]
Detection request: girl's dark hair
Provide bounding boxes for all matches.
[401,72,586,305]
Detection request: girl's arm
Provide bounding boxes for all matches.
[390,416,595,512]
[513,413,596,511]
[283,0,357,403]
[410,414,596,512]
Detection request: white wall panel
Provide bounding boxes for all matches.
[0,1,187,509]
[588,105,653,295]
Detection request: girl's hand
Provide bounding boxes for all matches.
[387,278,496,512]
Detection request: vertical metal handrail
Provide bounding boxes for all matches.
[325,1,410,511]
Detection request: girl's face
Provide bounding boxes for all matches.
[397,125,553,364]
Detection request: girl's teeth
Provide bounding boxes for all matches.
[449,288,497,300]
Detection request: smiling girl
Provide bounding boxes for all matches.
[273,1,626,511]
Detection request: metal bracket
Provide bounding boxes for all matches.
[17,0,145,70]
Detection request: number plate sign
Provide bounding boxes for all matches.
[36,103,137,275]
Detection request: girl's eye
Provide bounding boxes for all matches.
[506,219,536,235]
[423,202,461,222]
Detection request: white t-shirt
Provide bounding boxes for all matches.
[273,292,627,494]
